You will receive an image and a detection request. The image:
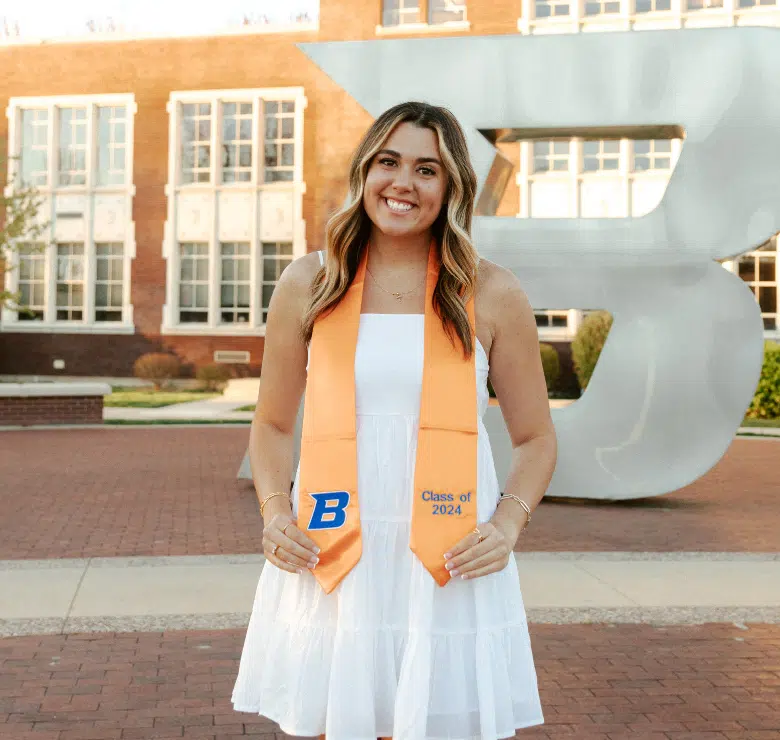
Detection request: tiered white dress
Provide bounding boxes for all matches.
[232,256,544,739]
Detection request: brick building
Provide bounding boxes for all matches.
[1,0,778,382]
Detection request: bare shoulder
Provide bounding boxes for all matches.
[265,250,323,332]
[273,250,322,302]
[475,257,534,342]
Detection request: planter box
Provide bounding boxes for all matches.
[0,383,112,427]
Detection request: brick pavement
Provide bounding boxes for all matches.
[0,623,777,739]
[0,429,778,560]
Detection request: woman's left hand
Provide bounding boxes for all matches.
[443,520,517,581]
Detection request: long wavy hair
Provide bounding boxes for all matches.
[299,101,479,357]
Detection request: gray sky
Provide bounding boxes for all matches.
[3,0,317,38]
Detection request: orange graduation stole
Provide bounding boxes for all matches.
[297,243,478,594]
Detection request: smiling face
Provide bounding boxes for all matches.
[362,121,449,241]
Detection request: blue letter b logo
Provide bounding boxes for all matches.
[308,491,350,530]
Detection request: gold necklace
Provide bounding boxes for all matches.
[366,265,427,302]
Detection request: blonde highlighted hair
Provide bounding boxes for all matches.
[300,101,479,356]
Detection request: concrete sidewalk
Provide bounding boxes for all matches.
[1,552,778,637]
[103,398,254,421]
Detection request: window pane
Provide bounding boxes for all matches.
[429,0,465,24]
[95,242,124,320]
[58,107,88,187]
[221,100,254,184]
[180,102,212,184]
[219,242,251,325]
[383,0,421,25]
[759,256,775,282]
[16,244,46,321]
[20,109,49,186]
[178,243,209,322]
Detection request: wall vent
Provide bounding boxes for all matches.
[214,350,250,364]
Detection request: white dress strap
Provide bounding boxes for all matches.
[318,249,325,266]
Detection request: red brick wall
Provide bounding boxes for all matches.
[0,0,525,378]
[0,396,104,426]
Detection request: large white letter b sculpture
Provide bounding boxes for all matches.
[240,28,774,501]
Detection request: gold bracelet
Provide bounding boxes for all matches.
[499,493,532,530]
[259,491,290,518]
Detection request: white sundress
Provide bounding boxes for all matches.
[232,253,544,740]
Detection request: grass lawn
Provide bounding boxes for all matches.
[742,417,780,428]
[235,404,256,412]
[104,388,220,408]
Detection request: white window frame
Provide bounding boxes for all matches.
[377,0,471,34]
[723,237,780,339]
[518,135,683,340]
[161,87,307,337]
[519,0,780,34]
[2,93,137,334]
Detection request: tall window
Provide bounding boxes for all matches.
[264,101,295,182]
[58,108,88,186]
[5,96,134,330]
[220,243,251,324]
[737,241,778,332]
[222,103,253,184]
[261,243,294,324]
[178,243,210,323]
[97,106,128,186]
[95,243,125,322]
[181,103,212,184]
[55,243,85,321]
[166,90,304,334]
[16,245,46,321]
[20,110,48,186]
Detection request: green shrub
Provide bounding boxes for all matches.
[539,343,560,391]
[196,362,232,392]
[571,310,614,391]
[133,352,181,391]
[746,341,780,420]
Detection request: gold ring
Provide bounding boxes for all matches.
[473,526,485,543]
[281,522,291,536]
[271,543,279,557]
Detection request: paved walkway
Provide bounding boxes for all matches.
[2,622,777,739]
[1,552,778,637]
[0,429,778,559]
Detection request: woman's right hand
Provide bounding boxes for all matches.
[262,512,321,574]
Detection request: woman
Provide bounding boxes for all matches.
[232,101,557,739]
